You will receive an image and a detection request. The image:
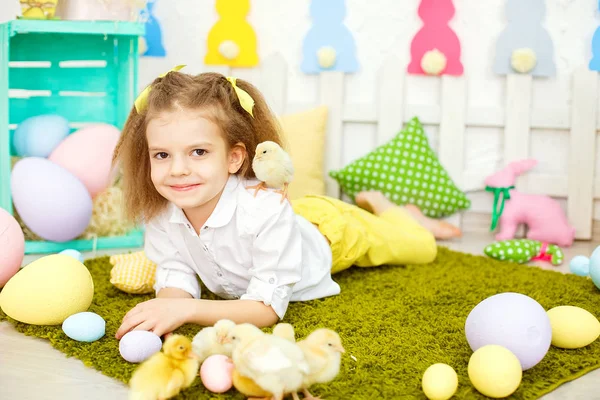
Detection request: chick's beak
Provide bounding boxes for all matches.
[217,335,231,345]
[335,344,346,353]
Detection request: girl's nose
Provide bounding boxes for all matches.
[170,156,191,176]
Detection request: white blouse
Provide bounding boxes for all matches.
[144,174,341,319]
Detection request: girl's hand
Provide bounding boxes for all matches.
[115,298,193,339]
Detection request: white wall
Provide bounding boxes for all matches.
[3,0,600,219]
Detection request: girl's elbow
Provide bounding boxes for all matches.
[262,306,280,326]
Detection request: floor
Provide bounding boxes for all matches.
[1,232,600,399]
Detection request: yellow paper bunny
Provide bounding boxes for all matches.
[20,0,58,19]
[205,0,259,67]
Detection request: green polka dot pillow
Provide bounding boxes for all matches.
[329,116,471,218]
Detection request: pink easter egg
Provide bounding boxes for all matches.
[48,124,121,198]
[200,355,234,393]
[0,208,24,287]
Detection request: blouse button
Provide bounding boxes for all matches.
[217,271,223,277]
[269,278,275,284]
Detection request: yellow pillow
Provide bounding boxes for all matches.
[109,251,157,294]
[279,106,328,200]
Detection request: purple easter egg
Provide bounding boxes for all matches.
[11,157,92,242]
[119,331,163,363]
[465,292,552,371]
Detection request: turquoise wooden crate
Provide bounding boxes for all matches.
[0,19,146,254]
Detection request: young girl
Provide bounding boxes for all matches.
[112,69,461,340]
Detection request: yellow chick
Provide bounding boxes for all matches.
[272,322,295,342]
[128,334,200,400]
[226,323,309,400]
[192,319,236,362]
[297,329,345,400]
[231,322,297,398]
[246,141,294,203]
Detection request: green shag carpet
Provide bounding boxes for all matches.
[2,247,600,399]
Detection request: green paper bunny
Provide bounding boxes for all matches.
[484,239,564,266]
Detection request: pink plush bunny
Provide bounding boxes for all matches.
[484,159,576,247]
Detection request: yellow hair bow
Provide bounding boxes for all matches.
[226,76,254,117]
[134,65,186,113]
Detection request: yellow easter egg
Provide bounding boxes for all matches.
[0,254,94,325]
[468,345,522,398]
[547,306,600,349]
[422,363,458,400]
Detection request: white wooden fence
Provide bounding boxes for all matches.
[201,53,599,241]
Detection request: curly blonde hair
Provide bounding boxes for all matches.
[112,72,283,224]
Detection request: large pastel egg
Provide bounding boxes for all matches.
[0,207,24,287]
[11,157,92,242]
[119,330,163,363]
[62,312,106,342]
[49,124,121,198]
[201,355,234,393]
[0,254,94,325]
[465,292,552,370]
[547,306,600,349]
[13,114,70,157]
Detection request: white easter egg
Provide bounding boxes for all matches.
[119,330,162,363]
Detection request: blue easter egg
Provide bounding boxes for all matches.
[13,114,70,157]
[589,248,600,290]
[59,249,84,263]
[62,312,106,342]
[569,255,590,277]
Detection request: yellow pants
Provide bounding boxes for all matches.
[292,195,437,274]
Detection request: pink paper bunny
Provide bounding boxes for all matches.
[485,159,576,247]
[407,0,464,76]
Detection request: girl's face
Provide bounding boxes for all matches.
[146,108,244,213]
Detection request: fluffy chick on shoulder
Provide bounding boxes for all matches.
[246,141,294,204]
[128,334,200,400]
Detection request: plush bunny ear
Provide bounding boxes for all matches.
[507,159,538,176]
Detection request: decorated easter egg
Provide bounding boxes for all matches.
[0,208,24,287]
[465,292,551,370]
[547,306,600,349]
[468,345,522,398]
[200,355,234,393]
[49,124,121,198]
[62,312,105,342]
[13,114,70,157]
[59,249,84,263]
[0,254,94,325]
[421,363,458,400]
[11,157,93,242]
[119,330,163,363]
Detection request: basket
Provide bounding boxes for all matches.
[0,19,146,254]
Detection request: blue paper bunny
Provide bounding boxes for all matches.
[301,0,359,74]
[142,0,166,57]
[590,0,600,71]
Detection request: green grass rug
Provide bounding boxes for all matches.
[2,246,600,399]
